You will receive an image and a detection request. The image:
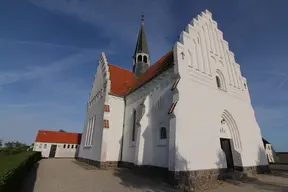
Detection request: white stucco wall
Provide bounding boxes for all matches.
[104,95,125,161]
[33,142,79,158]
[170,10,268,171]
[123,69,175,168]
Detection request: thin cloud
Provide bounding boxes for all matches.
[0,38,92,50]
[0,49,103,87]
[27,0,175,58]
[251,70,288,108]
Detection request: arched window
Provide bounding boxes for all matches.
[216,76,221,89]
[132,109,136,141]
[160,127,167,140]
[143,55,148,63]
[215,69,226,91]
[137,55,142,62]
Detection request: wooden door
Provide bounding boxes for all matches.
[49,145,57,158]
[220,138,234,171]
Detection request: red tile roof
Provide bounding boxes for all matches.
[108,64,137,96]
[107,50,174,96]
[35,130,82,144]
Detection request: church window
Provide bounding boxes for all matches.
[104,105,110,112]
[244,83,247,89]
[160,127,167,140]
[67,144,70,149]
[171,78,180,91]
[143,55,148,63]
[216,76,221,89]
[104,119,109,128]
[137,55,142,62]
[132,109,136,141]
[215,70,226,91]
[168,102,178,114]
[44,144,47,149]
[85,116,96,147]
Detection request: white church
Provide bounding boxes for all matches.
[77,10,269,190]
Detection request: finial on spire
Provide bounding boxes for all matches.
[141,12,144,23]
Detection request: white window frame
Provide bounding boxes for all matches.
[88,116,96,146]
[85,119,91,147]
[85,115,96,147]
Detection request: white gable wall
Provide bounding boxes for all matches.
[171,10,267,171]
[78,53,111,162]
[33,142,79,158]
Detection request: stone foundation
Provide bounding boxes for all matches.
[76,157,119,169]
[76,158,270,191]
[243,165,271,174]
[169,165,271,191]
[168,168,228,191]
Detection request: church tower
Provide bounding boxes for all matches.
[132,14,150,77]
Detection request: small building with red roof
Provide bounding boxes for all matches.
[77,10,269,190]
[33,130,81,158]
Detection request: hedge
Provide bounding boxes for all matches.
[0,152,41,192]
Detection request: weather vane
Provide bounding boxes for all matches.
[141,12,144,22]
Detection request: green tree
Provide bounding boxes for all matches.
[4,142,14,149]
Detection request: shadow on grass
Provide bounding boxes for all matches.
[20,162,39,192]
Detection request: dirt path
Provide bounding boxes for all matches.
[21,159,288,192]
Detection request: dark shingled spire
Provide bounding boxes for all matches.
[132,13,150,77]
[134,13,149,57]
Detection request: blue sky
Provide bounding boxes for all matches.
[0,0,288,151]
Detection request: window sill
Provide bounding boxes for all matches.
[84,146,92,148]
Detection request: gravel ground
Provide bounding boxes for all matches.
[21,159,288,192]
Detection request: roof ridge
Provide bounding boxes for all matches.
[38,130,81,134]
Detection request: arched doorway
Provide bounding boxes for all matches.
[220,110,242,171]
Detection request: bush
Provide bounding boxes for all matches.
[0,152,41,192]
